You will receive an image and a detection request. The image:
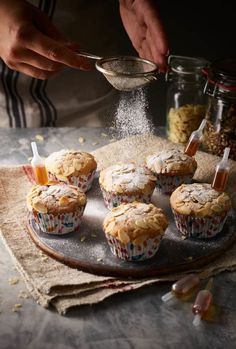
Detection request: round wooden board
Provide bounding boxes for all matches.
[27,178,236,278]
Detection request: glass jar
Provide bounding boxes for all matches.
[166,55,208,144]
[202,58,236,160]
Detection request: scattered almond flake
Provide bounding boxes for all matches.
[92,142,98,146]
[187,256,193,260]
[96,258,103,262]
[9,277,19,285]
[78,137,85,144]
[101,132,108,138]
[28,157,32,162]
[35,134,44,141]
[12,304,22,312]
[80,236,86,242]
[41,256,49,262]
[181,235,187,240]
[91,233,97,238]
[18,291,29,299]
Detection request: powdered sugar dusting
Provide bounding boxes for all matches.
[101,163,156,192]
[113,89,154,139]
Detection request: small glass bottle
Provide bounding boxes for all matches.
[166,55,208,144]
[201,58,236,160]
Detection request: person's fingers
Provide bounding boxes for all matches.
[15,49,64,71]
[139,39,154,63]
[11,62,58,79]
[23,27,91,70]
[144,6,169,56]
[146,28,168,71]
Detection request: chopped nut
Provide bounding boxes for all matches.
[12,303,22,312]
[18,291,29,299]
[101,132,108,138]
[35,134,44,141]
[9,277,19,285]
[78,137,85,144]
[80,236,86,242]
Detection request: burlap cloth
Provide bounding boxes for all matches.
[1,135,236,315]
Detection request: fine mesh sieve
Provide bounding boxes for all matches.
[77,52,159,91]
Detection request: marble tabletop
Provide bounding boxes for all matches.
[0,127,236,349]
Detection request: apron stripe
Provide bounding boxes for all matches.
[0,62,26,127]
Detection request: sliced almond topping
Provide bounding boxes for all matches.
[56,174,68,182]
[135,220,148,229]
[59,196,70,206]
[147,221,161,231]
[133,234,148,245]
[73,159,82,171]
[106,220,116,233]
[118,230,130,244]
[79,196,86,206]
[33,201,48,214]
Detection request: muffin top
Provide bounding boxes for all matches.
[45,149,97,181]
[170,183,231,217]
[146,149,197,176]
[103,202,168,245]
[99,163,157,194]
[27,183,87,214]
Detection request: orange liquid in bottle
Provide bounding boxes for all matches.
[212,169,229,192]
[33,166,49,185]
[184,138,200,157]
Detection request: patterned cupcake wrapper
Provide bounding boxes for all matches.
[155,173,194,195]
[172,209,228,239]
[105,233,163,261]
[101,188,153,210]
[48,170,96,192]
[32,207,85,235]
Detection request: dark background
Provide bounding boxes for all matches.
[115,0,236,127]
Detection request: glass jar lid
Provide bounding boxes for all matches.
[203,58,236,91]
[166,55,208,81]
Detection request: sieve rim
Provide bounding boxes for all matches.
[95,56,159,78]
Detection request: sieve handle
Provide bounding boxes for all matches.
[76,51,102,61]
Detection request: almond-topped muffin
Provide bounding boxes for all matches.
[45,149,97,192]
[170,183,231,238]
[103,202,168,261]
[146,149,197,194]
[27,183,87,235]
[99,163,157,209]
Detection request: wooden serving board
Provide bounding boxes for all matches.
[27,177,236,278]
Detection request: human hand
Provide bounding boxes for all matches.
[0,0,90,79]
[119,0,169,71]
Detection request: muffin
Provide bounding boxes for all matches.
[99,163,157,209]
[103,202,168,261]
[146,149,197,194]
[45,149,97,192]
[170,183,232,239]
[27,183,87,235]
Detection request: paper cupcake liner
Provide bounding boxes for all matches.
[101,188,153,210]
[105,233,162,261]
[172,209,228,239]
[32,207,85,235]
[48,170,96,192]
[155,173,193,195]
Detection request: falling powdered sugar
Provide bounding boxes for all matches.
[113,88,154,139]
